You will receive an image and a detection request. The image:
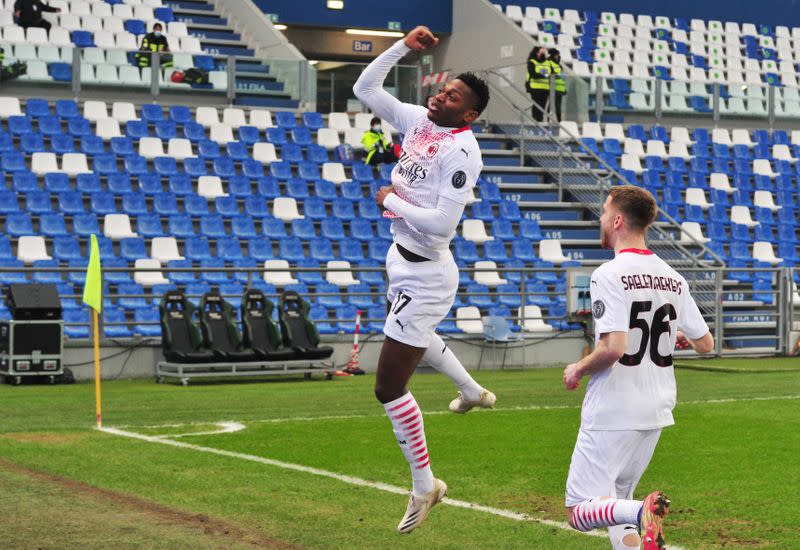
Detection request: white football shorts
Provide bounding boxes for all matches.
[383,242,459,349]
[565,427,662,507]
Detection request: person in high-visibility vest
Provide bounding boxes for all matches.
[361,117,399,165]
[526,46,550,121]
[134,22,173,68]
[547,48,566,122]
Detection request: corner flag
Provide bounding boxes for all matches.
[82,234,103,429]
[82,234,102,312]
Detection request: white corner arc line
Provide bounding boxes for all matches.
[153,422,247,439]
[98,426,688,549]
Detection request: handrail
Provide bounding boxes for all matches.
[478,67,725,267]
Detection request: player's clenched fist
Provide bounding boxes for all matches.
[404,26,439,51]
[376,185,394,207]
[563,363,582,390]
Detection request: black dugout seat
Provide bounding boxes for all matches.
[159,291,215,363]
[278,290,334,360]
[199,291,257,362]
[241,288,297,361]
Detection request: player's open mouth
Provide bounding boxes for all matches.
[428,98,439,112]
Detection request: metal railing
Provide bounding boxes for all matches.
[0,264,795,356]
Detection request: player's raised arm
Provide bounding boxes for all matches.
[353,25,437,133]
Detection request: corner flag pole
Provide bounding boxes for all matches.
[82,234,103,429]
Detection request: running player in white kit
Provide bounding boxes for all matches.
[353,26,496,533]
[562,186,714,550]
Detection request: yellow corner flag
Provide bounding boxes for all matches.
[82,234,103,429]
[82,234,102,312]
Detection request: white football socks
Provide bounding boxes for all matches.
[383,392,435,496]
[570,498,642,532]
[423,333,483,401]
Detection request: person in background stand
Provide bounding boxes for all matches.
[361,117,399,165]
[134,22,173,68]
[526,46,550,122]
[547,48,566,122]
[13,0,60,33]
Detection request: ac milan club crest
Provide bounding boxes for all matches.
[426,143,439,157]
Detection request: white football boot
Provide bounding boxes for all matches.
[448,389,497,414]
[397,478,448,533]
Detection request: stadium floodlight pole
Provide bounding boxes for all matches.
[82,234,104,429]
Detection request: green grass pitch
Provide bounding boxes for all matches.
[1,360,798,549]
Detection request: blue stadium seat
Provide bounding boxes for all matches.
[141,104,163,123]
[30,259,61,284]
[316,282,343,308]
[340,181,363,201]
[13,172,38,194]
[183,122,206,142]
[275,111,297,129]
[165,174,190,196]
[49,62,72,81]
[309,304,335,334]
[310,237,336,262]
[226,175,251,198]
[166,259,195,285]
[247,239,273,262]
[134,308,162,337]
[511,239,538,262]
[269,161,292,180]
[471,201,494,221]
[75,174,102,195]
[26,98,50,118]
[20,132,45,154]
[262,217,287,239]
[302,112,323,130]
[200,214,228,239]
[8,115,33,135]
[118,282,149,310]
[346,283,374,309]
[90,192,117,215]
[303,196,327,220]
[122,193,148,216]
[40,213,69,237]
[124,19,146,35]
[152,193,179,216]
[69,213,99,238]
[54,99,78,119]
[244,196,270,218]
[231,258,258,284]
[237,126,260,145]
[6,213,34,237]
[63,309,90,339]
[213,157,236,178]
[357,199,381,220]
[484,240,510,263]
[499,200,522,221]
[466,283,494,308]
[125,120,149,140]
[491,219,515,241]
[184,194,209,217]
[307,144,328,164]
[296,258,324,285]
[0,131,13,152]
[168,105,192,125]
[291,128,313,147]
[0,237,11,260]
[344,218,373,242]
[290,218,316,240]
[185,237,212,261]
[154,156,179,177]
[332,198,356,220]
[134,213,162,238]
[225,141,248,162]
[339,238,365,263]
[200,258,231,284]
[104,308,133,338]
[368,240,391,262]
[215,196,239,217]
[266,127,287,145]
[183,157,207,177]
[154,121,177,140]
[286,178,309,200]
[518,219,544,241]
[455,239,480,263]
[2,151,26,173]
[298,161,320,180]
[254,176,280,199]
[278,237,305,262]
[217,237,243,261]
[77,135,102,155]
[110,137,135,157]
[120,238,147,261]
[351,163,374,182]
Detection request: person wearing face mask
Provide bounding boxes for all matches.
[547,48,566,122]
[526,46,550,122]
[135,22,173,68]
[361,116,398,165]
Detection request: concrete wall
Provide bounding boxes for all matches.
[433,0,535,122]
[61,335,586,381]
[282,28,400,61]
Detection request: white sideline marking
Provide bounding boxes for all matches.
[99,425,689,549]
[152,421,246,439]
[122,394,800,430]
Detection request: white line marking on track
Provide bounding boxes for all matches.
[98,425,689,549]
[120,394,800,430]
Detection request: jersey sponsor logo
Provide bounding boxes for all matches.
[396,150,429,185]
[592,299,605,319]
[395,319,406,332]
[451,170,467,189]
[460,147,469,158]
[620,273,683,295]
[426,143,439,157]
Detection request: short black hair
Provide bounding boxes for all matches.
[455,72,489,116]
[153,22,163,30]
[370,116,380,125]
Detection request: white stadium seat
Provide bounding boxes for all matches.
[96,118,122,140]
[273,197,304,221]
[196,106,220,127]
[322,162,348,184]
[32,152,60,175]
[197,176,228,199]
[317,128,341,150]
[326,261,360,287]
[167,138,196,161]
[209,124,234,145]
[462,219,494,244]
[150,237,184,263]
[138,137,165,160]
[112,102,138,123]
[686,188,712,210]
[263,259,299,286]
[134,258,169,287]
[730,205,759,228]
[518,305,554,333]
[61,153,91,176]
[328,112,352,132]
[680,222,711,244]
[17,236,51,264]
[249,109,274,130]
[252,142,279,164]
[84,100,109,122]
[104,214,138,240]
[539,239,572,264]
[753,242,782,265]
[456,306,484,334]
[222,108,247,129]
[754,190,780,211]
[473,260,508,287]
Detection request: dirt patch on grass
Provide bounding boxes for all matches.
[0,432,87,444]
[0,458,305,550]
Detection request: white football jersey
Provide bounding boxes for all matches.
[383,104,483,261]
[582,249,709,431]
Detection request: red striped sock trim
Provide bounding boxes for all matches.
[388,397,413,411]
[609,502,617,524]
[412,446,427,456]
[401,413,421,425]
[416,459,430,469]
[410,440,425,450]
[405,425,422,436]
[415,452,429,463]
[392,405,418,420]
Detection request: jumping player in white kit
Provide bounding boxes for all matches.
[562,185,714,550]
[353,26,496,533]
